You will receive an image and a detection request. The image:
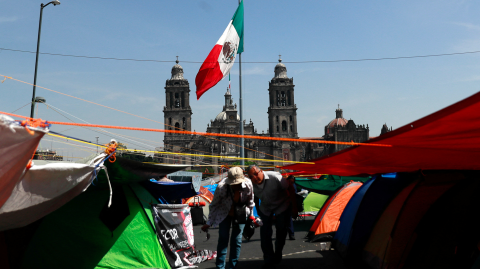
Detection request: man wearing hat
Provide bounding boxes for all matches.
[201,167,255,269]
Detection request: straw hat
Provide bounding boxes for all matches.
[226,167,246,185]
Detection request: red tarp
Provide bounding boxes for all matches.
[283,92,480,176]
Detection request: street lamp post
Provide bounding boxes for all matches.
[30,1,60,119]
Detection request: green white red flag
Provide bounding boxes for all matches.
[195,0,244,100]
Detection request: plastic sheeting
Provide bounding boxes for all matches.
[0,116,46,208]
[0,154,106,231]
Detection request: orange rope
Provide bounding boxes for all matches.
[0,111,392,147]
[0,74,285,160]
[104,141,117,163]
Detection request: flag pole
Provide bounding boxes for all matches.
[238,0,244,168]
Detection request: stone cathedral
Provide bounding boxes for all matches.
[161,58,371,166]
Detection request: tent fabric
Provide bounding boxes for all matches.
[333,177,375,258]
[141,180,198,204]
[363,171,463,269]
[96,156,186,186]
[309,181,363,242]
[0,153,106,231]
[405,174,480,269]
[344,173,415,263]
[283,91,480,176]
[0,116,46,208]
[295,175,370,195]
[303,192,328,213]
[6,184,170,269]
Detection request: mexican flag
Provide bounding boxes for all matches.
[195,0,244,100]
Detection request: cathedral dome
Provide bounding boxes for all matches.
[171,58,185,80]
[274,58,288,79]
[326,107,348,128]
[327,117,348,128]
[215,111,240,121]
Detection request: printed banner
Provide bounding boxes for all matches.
[152,204,216,268]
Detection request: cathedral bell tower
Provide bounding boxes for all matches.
[267,56,298,138]
[163,58,192,152]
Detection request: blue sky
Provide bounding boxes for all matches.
[1,0,480,160]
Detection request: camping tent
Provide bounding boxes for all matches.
[334,173,415,263]
[302,192,329,214]
[295,175,370,195]
[282,91,480,176]
[404,174,480,269]
[1,183,171,269]
[333,177,375,257]
[362,171,464,269]
[307,181,363,242]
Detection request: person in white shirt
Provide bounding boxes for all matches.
[201,167,255,269]
[247,165,297,269]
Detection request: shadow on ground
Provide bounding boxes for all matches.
[193,216,349,269]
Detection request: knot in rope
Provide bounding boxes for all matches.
[19,118,50,135]
[104,140,117,163]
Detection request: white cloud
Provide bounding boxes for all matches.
[451,22,480,31]
[0,16,17,23]
[452,38,480,52]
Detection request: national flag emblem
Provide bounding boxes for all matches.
[195,0,244,100]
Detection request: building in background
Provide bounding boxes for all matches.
[161,58,373,166]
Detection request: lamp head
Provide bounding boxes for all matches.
[52,0,60,6]
[34,96,46,103]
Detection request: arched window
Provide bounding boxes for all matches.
[276,116,279,122]
[290,125,293,132]
[169,92,173,108]
[182,117,186,129]
[181,92,185,108]
[276,126,279,132]
[175,122,180,130]
[289,115,293,122]
[282,120,287,131]
[287,90,291,106]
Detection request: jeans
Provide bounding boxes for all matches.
[258,207,291,265]
[216,215,245,269]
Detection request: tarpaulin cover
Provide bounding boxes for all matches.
[0,116,46,208]
[283,91,480,176]
[142,180,198,204]
[152,204,216,268]
[15,184,170,269]
[333,177,375,258]
[96,156,187,186]
[363,171,463,269]
[295,175,370,195]
[0,153,106,231]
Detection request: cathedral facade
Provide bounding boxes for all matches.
[161,59,369,166]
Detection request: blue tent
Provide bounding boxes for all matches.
[141,180,198,204]
[333,177,375,256]
[335,173,415,263]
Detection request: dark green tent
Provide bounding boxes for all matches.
[295,175,370,195]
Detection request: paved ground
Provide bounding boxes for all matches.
[192,216,348,269]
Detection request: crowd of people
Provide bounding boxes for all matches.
[201,165,299,269]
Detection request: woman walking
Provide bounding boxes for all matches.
[201,167,255,269]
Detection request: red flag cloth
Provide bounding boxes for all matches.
[283,91,480,176]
